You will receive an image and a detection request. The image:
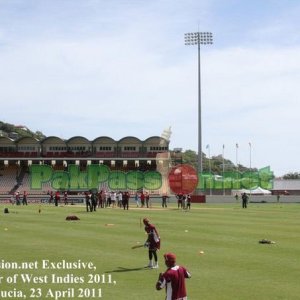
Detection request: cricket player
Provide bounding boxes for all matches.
[156,252,191,300]
[143,218,160,268]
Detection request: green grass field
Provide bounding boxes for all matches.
[1,202,300,300]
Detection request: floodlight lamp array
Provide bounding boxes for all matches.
[184,32,213,45]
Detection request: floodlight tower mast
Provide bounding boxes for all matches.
[184,32,213,178]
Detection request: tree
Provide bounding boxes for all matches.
[283,172,300,179]
[34,131,46,140]
[178,149,256,174]
[182,150,197,169]
[0,120,46,140]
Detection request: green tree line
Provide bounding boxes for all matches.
[181,149,257,174]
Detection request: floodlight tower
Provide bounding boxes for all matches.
[184,32,213,177]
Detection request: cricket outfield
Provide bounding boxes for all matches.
[0,202,300,300]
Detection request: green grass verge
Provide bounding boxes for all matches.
[0,202,300,300]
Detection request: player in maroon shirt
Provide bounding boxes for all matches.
[143,218,160,268]
[156,252,191,300]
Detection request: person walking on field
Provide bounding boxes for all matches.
[162,194,169,208]
[64,191,68,205]
[54,191,60,207]
[122,191,130,210]
[156,252,191,300]
[186,194,191,210]
[134,192,140,207]
[98,190,104,208]
[22,191,28,205]
[140,192,145,207]
[49,191,53,204]
[85,192,92,212]
[242,192,248,208]
[145,192,150,208]
[91,192,97,211]
[143,218,160,269]
[176,193,184,209]
[111,191,117,208]
[117,191,123,208]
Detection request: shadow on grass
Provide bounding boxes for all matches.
[105,266,149,273]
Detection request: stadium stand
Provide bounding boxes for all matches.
[0,165,18,194]
[0,135,171,199]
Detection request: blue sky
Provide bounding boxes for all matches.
[0,0,300,177]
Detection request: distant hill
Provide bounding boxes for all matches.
[0,121,46,140]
